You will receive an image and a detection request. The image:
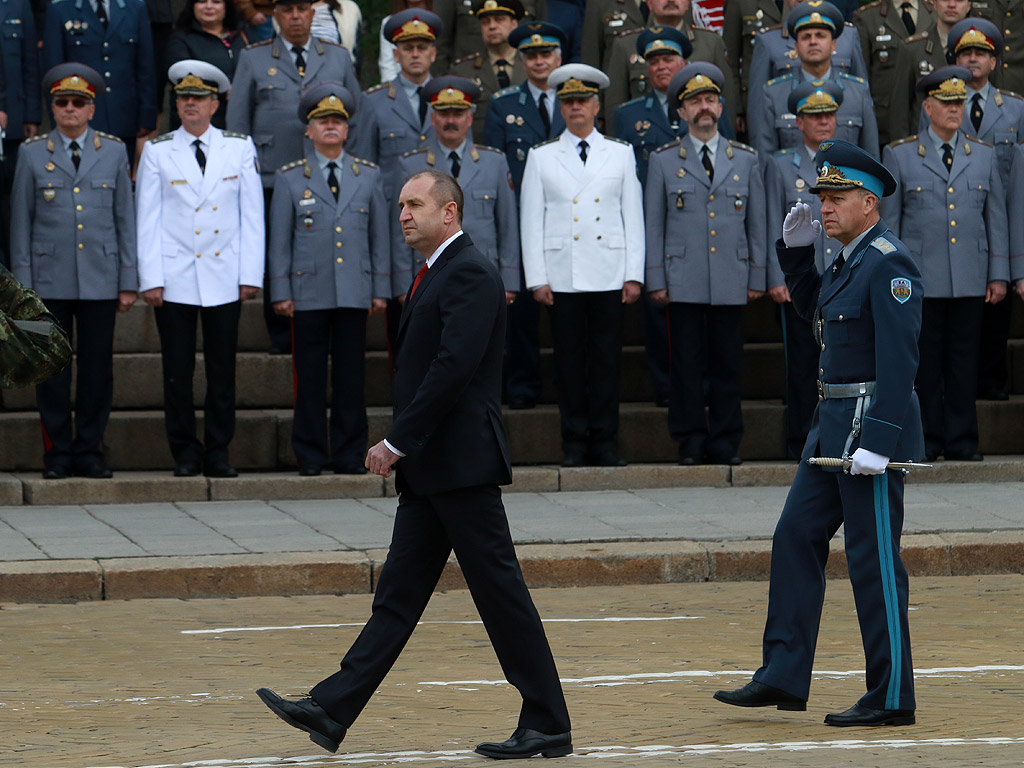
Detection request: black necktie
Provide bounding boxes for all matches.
[941,142,953,173]
[69,140,81,171]
[774,0,783,13]
[538,92,551,135]
[701,144,714,182]
[448,150,461,178]
[900,2,915,35]
[327,161,339,200]
[640,0,649,22]
[833,252,845,275]
[193,139,206,174]
[416,86,429,128]
[971,93,984,133]
[294,46,306,77]
[95,0,108,27]
[578,140,588,164]
[495,59,511,89]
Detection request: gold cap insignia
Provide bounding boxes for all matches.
[955,27,995,53]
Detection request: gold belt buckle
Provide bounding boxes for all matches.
[817,380,824,401]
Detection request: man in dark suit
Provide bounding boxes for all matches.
[256,170,572,760]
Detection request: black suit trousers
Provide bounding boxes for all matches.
[781,301,820,459]
[310,484,571,735]
[35,299,117,470]
[291,307,369,469]
[154,300,240,465]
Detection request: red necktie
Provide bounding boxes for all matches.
[409,264,429,299]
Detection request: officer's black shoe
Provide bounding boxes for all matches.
[333,464,368,475]
[708,454,743,466]
[824,703,915,727]
[76,462,113,479]
[589,451,627,467]
[678,456,700,466]
[713,680,807,711]
[42,466,70,480]
[174,462,202,477]
[255,688,347,753]
[945,451,983,462]
[298,466,321,477]
[474,727,573,759]
[204,461,238,478]
[561,452,586,467]
[508,396,536,410]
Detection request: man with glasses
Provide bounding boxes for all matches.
[9,63,136,480]
[137,60,264,479]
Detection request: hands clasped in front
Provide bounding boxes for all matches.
[782,202,823,248]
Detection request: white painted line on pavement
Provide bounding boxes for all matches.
[74,736,1024,768]
[180,616,705,635]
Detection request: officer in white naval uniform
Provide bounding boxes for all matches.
[519,63,645,468]
[136,60,265,479]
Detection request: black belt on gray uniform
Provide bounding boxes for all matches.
[817,380,876,400]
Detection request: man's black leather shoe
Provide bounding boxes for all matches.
[298,466,321,477]
[508,396,536,410]
[561,452,586,467]
[945,451,983,462]
[589,451,627,467]
[204,461,238,478]
[174,462,201,477]
[713,680,807,711]
[678,456,700,466]
[708,455,743,466]
[255,688,347,752]
[333,463,368,475]
[824,703,915,727]
[75,462,113,479]
[42,466,70,480]
[475,728,572,759]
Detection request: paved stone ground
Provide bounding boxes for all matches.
[3,575,1023,767]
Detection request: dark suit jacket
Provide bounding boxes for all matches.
[388,232,513,496]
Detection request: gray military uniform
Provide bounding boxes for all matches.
[268,154,390,308]
[225,36,362,189]
[752,70,879,158]
[450,52,528,144]
[722,0,784,112]
[359,79,437,201]
[393,136,520,295]
[10,129,137,298]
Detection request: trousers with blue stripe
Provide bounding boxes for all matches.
[753,462,915,711]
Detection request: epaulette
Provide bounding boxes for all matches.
[222,130,248,139]
[765,73,795,88]
[475,144,503,154]
[280,158,307,172]
[613,26,643,38]
[150,132,175,143]
[316,37,343,46]
[838,72,867,84]
[998,89,1023,101]
[245,38,273,49]
[452,53,483,68]
[760,23,783,33]
[366,82,390,94]
[352,157,378,168]
[888,134,918,148]
[728,139,756,154]
[906,30,929,43]
[965,134,994,148]
[94,130,123,144]
[853,0,883,13]
[22,133,49,145]
[870,236,897,254]
[772,147,792,156]
[654,138,681,153]
[492,85,521,99]
[605,136,631,147]
[618,96,644,111]
[401,147,429,159]
[533,137,558,149]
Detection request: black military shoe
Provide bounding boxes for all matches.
[255,688,347,752]
[824,703,915,727]
[713,680,807,711]
[475,727,572,759]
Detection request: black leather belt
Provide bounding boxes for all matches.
[817,381,876,401]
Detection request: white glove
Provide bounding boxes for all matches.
[850,448,889,475]
[782,202,823,248]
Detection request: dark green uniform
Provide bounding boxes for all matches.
[887,23,950,141]
[0,264,71,390]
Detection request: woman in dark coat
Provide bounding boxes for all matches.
[165,0,247,128]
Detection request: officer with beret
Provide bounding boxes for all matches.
[886,0,970,142]
[882,66,1008,462]
[434,0,544,72]
[450,0,528,143]
[43,0,157,158]
[765,80,846,458]
[852,0,936,146]
[520,63,645,466]
[751,1,878,158]
[10,63,136,479]
[645,62,766,465]
[716,139,923,727]
[137,60,264,479]
[485,20,566,411]
[394,76,519,301]
[269,84,389,476]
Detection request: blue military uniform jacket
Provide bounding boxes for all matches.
[763,146,844,288]
[881,132,1009,298]
[0,0,40,139]
[225,36,361,189]
[752,70,879,159]
[484,82,565,198]
[394,136,520,295]
[268,153,390,310]
[778,220,924,465]
[9,129,136,299]
[644,137,767,304]
[43,0,157,137]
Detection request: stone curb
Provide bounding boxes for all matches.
[2,531,1022,603]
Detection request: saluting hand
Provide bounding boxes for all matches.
[782,202,822,248]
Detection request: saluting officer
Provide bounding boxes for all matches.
[645,63,766,466]
[751,1,879,158]
[715,140,923,729]
[433,0,544,71]
[881,66,1008,461]
[269,84,389,476]
[485,20,566,411]
[852,0,936,146]
[764,80,845,458]
[450,0,528,143]
[394,76,519,298]
[42,0,158,155]
[10,63,136,480]
[137,60,264,479]
[886,0,970,141]
[520,63,645,467]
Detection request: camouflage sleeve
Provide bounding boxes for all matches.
[0,265,72,389]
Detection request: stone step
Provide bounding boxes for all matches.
[3,398,1024,472]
